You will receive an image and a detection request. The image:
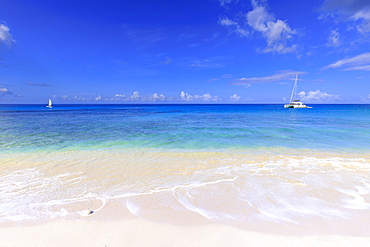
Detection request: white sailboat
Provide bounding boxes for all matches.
[284,72,311,108]
[46,99,53,108]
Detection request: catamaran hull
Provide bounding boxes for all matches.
[284,104,311,108]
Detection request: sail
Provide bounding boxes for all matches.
[47,99,53,108]
[289,72,298,103]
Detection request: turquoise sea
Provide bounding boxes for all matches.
[1,104,370,152]
[1,104,370,233]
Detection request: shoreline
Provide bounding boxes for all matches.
[1,149,370,231]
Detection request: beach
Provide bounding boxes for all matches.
[1,104,370,246]
[2,218,370,247]
[2,148,370,246]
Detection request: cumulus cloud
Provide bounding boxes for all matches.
[247,0,297,53]
[180,91,193,101]
[149,93,166,101]
[130,91,141,101]
[180,91,221,102]
[319,0,370,33]
[298,90,339,102]
[115,91,165,102]
[0,23,15,46]
[232,70,302,85]
[230,94,241,101]
[322,52,370,71]
[57,91,223,103]
[219,0,298,54]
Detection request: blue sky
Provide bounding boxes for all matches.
[0,0,370,103]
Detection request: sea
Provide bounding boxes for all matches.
[1,104,370,234]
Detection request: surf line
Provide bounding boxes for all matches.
[107,176,240,202]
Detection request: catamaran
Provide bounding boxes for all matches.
[46,99,53,108]
[284,72,311,108]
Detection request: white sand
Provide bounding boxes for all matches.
[1,218,369,247]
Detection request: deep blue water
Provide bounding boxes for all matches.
[1,104,370,153]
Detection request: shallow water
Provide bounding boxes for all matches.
[1,104,370,234]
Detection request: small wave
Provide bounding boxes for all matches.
[112,156,370,225]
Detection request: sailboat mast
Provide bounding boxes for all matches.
[289,72,298,102]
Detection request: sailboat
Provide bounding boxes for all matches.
[46,99,53,108]
[284,72,311,108]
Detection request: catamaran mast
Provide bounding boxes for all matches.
[289,72,298,103]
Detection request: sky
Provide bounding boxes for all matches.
[0,0,370,104]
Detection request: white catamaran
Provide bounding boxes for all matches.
[284,72,311,108]
[46,99,53,108]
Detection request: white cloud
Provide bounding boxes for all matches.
[180,91,193,101]
[0,87,13,95]
[130,91,141,101]
[219,16,237,27]
[232,70,303,85]
[298,90,339,102]
[219,0,298,54]
[56,91,228,103]
[218,16,249,37]
[180,91,221,102]
[319,0,370,34]
[149,93,166,101]
[322,52,370,71]
[0,23,15,45]
[115,94,125,97]
[230,94,241,101]
[246,1,274,32]
[246,0,297,54]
